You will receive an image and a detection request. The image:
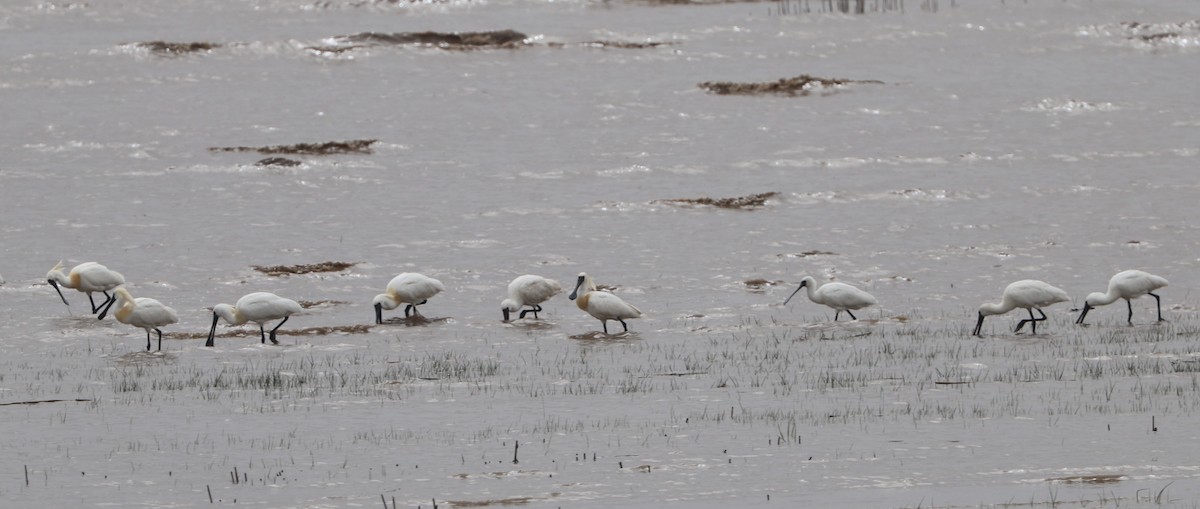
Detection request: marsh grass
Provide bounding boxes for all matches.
[8,310,1200,506]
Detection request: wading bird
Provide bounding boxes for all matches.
[783,276,877,321]
[373,273,444,324]
[1076,270,1168,325]
[568,272,642,334]
[207,292,302,346]
[501,274,562,321]
[973,280,1069,336]
[105,287,178,351]
[46,261,125,316]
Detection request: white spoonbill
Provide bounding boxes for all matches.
[207,292,302,347]
[568,272,642,334]
[973,280,1070,336]
[106,287,178,351]
[1076,270,1168,325]
[783,276,877,321]
[373,273,444,324]
[46,261,125,316]
[502,274,562,321]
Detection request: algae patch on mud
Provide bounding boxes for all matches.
[656,192,779,209]
[255,157,303,167]
[699,74,883,96]
[252,262,357,276]
[210,140,378,156]
[135,41,222,55]
[316,30,529,51]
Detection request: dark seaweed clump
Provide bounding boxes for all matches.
[137,41,222,55]
[252,262,357,276]
[698,74,883,96]
[255,157,302,167]
[744,279,784,290]
[210,139,378,156]
[321,30,529,51]
[656,192,779,209]
[574,40,678,49]
[777,250,838,258]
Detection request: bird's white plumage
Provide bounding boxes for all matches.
[46,261,126,312]
[569,272,642,333]
[111,287,178,351]
[209,292,301,346]
[502,274,562,320]
[1078,269,1168,324]
[784,276,877,320]
[373,272,444,322]
[974,279,1069,335]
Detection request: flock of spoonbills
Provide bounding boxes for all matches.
[43,261,1168,351]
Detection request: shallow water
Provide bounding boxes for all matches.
[2,0,1200,507]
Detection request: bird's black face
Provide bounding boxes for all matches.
[205,312,219,347]
[48,279,69,305]
[972,312,985,336]
[568,275,585,301]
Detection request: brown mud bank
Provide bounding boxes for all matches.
[699,74,883,96]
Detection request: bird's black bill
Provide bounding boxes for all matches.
[972,312,985,336]
[782,284,805,306]
[1075,304,1091,324]
[206,312,219,347]
[502,308,510,322]
[569,276,585,300]
[49,280,69,306]
[375,303,383,325]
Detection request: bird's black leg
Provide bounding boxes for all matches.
[847,310,857,320]
[404,304,413,318]
[98,296,119,320]
[1126,299,1134,326]
[146,330,152,351]
[1015,309,1035,333]
[260,324,267,343]
[619,319,628,332]
[1150,292,1164,322]
[518,307,530,319]
[602,321,609,334]
[532,305,542,319]
[834,311,842,321]
[155,328,163,351]
[88,293,100,314]
[268,316,289,344]
[1029,308,1048,335]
